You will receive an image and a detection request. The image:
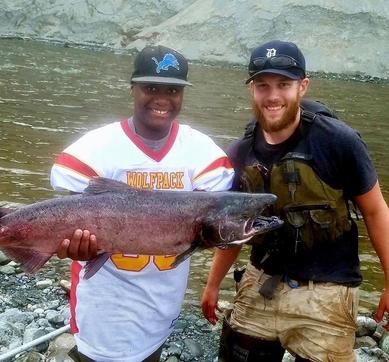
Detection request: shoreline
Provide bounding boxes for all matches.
[1,35,388,85]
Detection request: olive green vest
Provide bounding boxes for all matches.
[240,154,352,252]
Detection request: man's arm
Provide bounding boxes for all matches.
[354,181,389,329]
[201,247,241,325]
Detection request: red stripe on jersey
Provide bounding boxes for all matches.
[194,156,233,181]
[70,261,82,334]
[120,119,179,162]
[55,153,99,178]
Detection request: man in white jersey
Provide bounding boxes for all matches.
[51,45,234,362]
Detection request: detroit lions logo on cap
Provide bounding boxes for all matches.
[152,53,180,73]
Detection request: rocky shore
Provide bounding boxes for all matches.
[1,253,389,362]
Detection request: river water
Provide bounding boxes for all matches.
[1,39,388,313]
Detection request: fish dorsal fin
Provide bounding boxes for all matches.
[84,177,134,194]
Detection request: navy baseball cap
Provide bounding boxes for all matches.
[131,45,192,86]
[246,40,306,83]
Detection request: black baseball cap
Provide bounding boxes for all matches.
[246,40,306,83]
[131,45,192,86]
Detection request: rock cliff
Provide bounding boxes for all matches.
[1,0,388,78]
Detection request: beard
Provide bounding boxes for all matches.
[252,96,300,133]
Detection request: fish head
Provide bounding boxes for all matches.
[218,191,278,220]
[200,192,282,247]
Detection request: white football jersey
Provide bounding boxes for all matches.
[51,120,234,361]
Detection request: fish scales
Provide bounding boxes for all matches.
[2,191,211,255]
[0,177,283,277]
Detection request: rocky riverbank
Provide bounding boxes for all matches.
[0,253,389,362]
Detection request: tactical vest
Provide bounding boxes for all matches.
[241,154,352,251]
[235,100,355,268]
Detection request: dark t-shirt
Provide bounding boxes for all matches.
[228,114,377,285]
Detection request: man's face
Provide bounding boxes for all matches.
[250,74,309,133]
[132,83,184,139]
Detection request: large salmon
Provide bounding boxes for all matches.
[0,177,282,278]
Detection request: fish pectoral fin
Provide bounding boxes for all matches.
[171,243,200,268]
[83,252,111,279]
[0,246,51,274]
[84,177,135,194]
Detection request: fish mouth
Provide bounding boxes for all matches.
[226,215,284,246]
[252,215,284,232]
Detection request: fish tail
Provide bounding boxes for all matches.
[0,220,51,273]
[0,245,51,274]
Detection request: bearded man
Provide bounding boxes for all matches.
[201,40,389,362]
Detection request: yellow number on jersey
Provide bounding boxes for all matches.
[110,254,177,272]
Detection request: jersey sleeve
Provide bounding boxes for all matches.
[51,130,104,193]
[190,130,234,191]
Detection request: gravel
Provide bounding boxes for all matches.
[1,253,389,362]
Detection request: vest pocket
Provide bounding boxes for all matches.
[284,203,338,248]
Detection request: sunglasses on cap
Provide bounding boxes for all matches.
[249,55,305,76]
